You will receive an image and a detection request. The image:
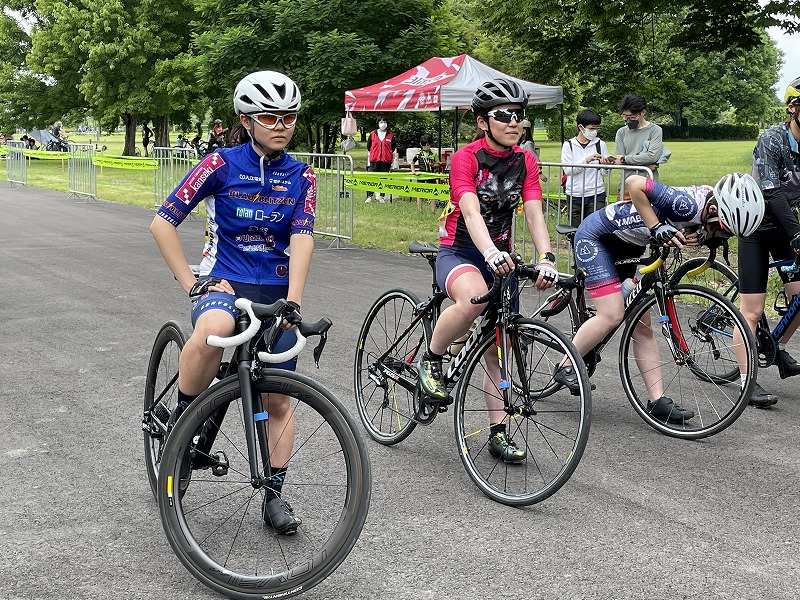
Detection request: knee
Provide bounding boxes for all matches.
[599,305,625,328]
[188,315,234,355]
[455,299,485,321]
[262,393,291,416]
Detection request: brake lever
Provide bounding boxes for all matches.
[312,331,328,368]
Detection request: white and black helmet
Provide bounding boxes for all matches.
[234,71,302,115]
[713,172,765,237]
[471,78,528,113]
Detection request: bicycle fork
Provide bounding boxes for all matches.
[655,290,690,361]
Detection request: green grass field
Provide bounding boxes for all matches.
[1,131,758,252]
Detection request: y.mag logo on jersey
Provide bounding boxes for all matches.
[178,154,226,204]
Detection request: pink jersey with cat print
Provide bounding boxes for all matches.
[441,136,542,251]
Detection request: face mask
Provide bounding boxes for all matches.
[582,127,598,140]
[378,122,387,131]
[625,118,639,130]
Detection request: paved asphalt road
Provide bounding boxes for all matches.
[2,186,799,600]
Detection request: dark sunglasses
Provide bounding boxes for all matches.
[486,108,525,124]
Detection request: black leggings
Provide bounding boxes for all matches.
[366,161,391,198]
[737,227,800,294]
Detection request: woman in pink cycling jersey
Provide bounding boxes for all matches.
[417,78,558,464]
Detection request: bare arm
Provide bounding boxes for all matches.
[149,216,198,293]
[287,234,314,305]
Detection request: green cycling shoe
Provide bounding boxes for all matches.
[488,431,526,463]
[417,356,449,401]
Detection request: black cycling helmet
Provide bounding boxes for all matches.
[471,78,528,114]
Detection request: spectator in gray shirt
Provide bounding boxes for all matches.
[609,94,663,181]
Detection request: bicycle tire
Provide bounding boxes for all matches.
[669,256,739,301]
[454,319,591,506]
[354,288,430,445]
[158,372,371,600]
[143,321,185,497]
[618,284,756,440]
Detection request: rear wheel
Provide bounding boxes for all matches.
[354,289,430,445]
[143,321,185,497]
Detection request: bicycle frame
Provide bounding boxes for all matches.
[541,244,691,363]
[371,271,530,408]
[192,314,283,487]
[714,257,800,353]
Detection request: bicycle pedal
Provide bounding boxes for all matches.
[210,451,229,476]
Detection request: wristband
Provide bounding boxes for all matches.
[539,252,556,264]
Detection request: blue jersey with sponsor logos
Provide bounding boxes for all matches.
[156,143,316,285]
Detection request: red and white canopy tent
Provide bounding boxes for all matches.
[344,54,564,155]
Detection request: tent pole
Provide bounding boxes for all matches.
[560,103,565,145]
[438,106,443,161]
[453,108,459,150]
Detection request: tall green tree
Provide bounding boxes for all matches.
[474,0,786,132]
[194,0,460,153]
[21,0,200,154]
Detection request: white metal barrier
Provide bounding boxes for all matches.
[68,143,96,200]
[513,163,654,264]
[292,153,354,248]
[5,141,27,186]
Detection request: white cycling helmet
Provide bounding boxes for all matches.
[713,172,765,237]
[234,71,302,115]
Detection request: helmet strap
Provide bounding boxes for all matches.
[247,117,282,160]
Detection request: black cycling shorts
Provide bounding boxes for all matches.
[737,227,800,294]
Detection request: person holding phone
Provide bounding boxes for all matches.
[561,109,610,225]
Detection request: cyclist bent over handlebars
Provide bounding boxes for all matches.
[418,78,558,464]
[553,173,765,422]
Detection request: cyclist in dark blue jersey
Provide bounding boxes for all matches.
[150,71,314,534]
[554,173,764,422]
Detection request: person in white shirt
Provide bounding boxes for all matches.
[561,109,609,226]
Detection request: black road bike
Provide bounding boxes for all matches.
[529,225,758,440]
[670,250,800,382]
[354,242,592,506]
[142,298,371,600]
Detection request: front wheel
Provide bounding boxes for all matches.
[454,319,591,506]
[143,321,185,497]
[158,372,371,600]
[619,284,757,440]
[669,256,739,301]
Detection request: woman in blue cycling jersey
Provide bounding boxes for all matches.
[554,173,764,423]
[150,71,315,535]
